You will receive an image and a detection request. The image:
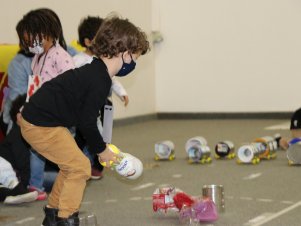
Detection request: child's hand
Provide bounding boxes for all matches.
[98,146,121,168]
[279,137,289,150]
[16,113,22,126]
[121,95,129,107]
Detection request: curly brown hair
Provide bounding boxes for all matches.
[91,16,150,58]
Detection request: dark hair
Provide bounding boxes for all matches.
[16,8,67,51]
[91,16,150,58]
[10,94,26,123]
[18,48,34,58]
[78,16,103,48]
[37,8,67,50]
[290,108,301,130]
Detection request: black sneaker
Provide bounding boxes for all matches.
[42,206,58,226]
[56,212,79,226]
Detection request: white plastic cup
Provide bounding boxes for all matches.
[237,142,267,163]
[185,136,207,153]
[155,140,175,159]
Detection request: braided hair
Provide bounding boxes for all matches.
[37,8,67,50]
[17,8,66,51]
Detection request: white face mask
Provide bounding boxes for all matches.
[28,39,44,55]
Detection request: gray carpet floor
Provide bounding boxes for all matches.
[2,119,300,226]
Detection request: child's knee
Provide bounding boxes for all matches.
[80,157,91,179]
[65,155,91,180]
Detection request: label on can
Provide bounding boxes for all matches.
[215,141,233,157]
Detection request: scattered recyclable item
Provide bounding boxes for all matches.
[154,140,175,160]
[152,186,178,213]
[237,135,279,164]
[287,137,301,165]
[214,141,235,159]
[174,192,218,223]
[173,192,194,210]
[253,136,278,160]
[237,143,265,164]
[100,144,143,180]
[202,184,225,213]
[99,144,121,167]
[79,213,98,226]
[185,136,212,164]
[179,199,218,224]
[152,186,218,224]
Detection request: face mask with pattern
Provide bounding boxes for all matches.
[28,39,44,55]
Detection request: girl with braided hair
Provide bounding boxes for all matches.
[16,8,75,201]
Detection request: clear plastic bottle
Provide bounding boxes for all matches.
[79,213,98,226]
[99,144,143,180]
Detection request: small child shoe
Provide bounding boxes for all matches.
[28,185,47,201]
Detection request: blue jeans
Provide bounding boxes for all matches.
[30,147,94,191]
[82,146,94,166]
[29,150,45,191]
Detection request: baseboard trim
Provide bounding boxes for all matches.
[157,112,293,120]
[114,113,157,127]
[113,112,292,127]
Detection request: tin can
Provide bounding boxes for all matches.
[254,136,278,159]
[215,141,235,158]
[202,184,225,213]
[187,144,211,163]
[287,138,301,165]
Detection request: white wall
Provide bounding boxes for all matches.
[153,0,301,113]
[0,0,155,119]
[2,0,301,118]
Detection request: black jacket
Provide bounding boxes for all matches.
[22,58,112,154]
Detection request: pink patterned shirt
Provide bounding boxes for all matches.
[31,44,74,85]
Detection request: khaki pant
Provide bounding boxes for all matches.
[19,117,91,218]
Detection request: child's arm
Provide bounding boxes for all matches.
[279,137,290,150]
[111,77,129,106]
[8,57,32,98]
[77,75,114,165]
